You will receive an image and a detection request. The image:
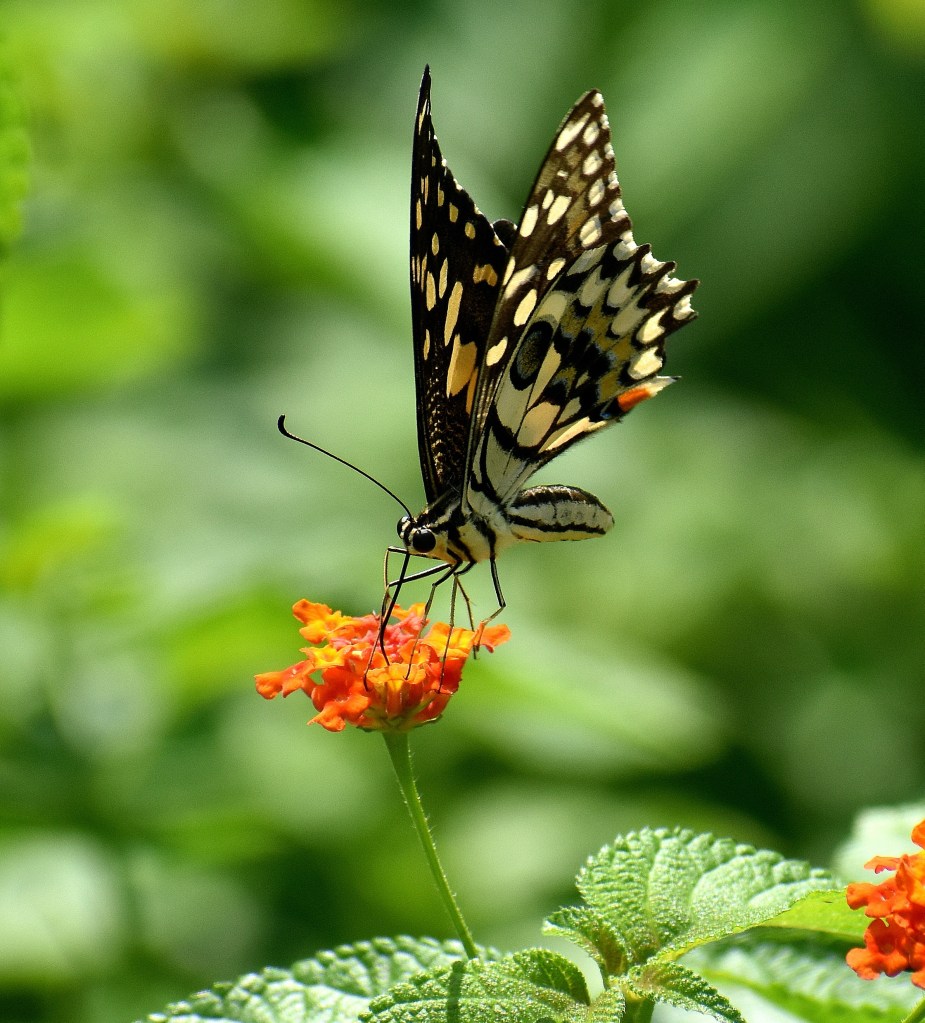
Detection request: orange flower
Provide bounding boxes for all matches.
[846,818,925,988]
[255,600,510,733]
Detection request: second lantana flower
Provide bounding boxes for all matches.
[846,818,925,989]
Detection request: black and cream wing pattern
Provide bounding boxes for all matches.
[398,67,698,580]
[409,67,513,504]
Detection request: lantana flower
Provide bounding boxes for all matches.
[846,818,925,988]
[256,599,510,733]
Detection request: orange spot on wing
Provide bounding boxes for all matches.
[617,385,654,412]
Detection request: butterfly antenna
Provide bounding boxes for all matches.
[277,414,414,518]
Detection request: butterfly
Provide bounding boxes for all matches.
[392,67,698,611]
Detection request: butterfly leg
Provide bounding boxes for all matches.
[469,557,507,650]
[375,546,453,668]
[384,547,458,589]
[381,546,411,619]
[379,548,465,674]
[490,558,505,613]
[380,546,456,633]
[375,546,414,664]
[452,572,476,631]
[431,562,477,685]
[397,557,466,680]
[438,561,476,630]
[417,558,469,629]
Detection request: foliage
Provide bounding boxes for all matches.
[139,827,913,1023]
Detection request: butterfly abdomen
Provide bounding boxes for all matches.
[508,485,614,543]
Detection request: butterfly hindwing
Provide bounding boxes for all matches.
[410,67,510,502]
[471,241,697,509]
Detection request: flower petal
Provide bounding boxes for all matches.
[847,817,925,988]
[256,599,509,732]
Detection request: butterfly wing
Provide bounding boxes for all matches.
[472,242,697,509]
[410,67,511,503]
[463,90,698,514]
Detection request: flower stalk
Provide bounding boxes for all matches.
[257,599,508,961]
[383,730,478,959]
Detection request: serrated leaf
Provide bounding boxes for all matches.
[588,986,625,1022]
[139,936,485,1023]
[758,888,865,942]
[626,960,745,1023]
[505,948,592,1003]
[365,949,591,1023]
[544,905,628,975]
[292,937,496,999]
[577,827,834,963]
[688,935,922,1022]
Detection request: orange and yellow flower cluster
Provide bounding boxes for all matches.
[256,600,509,733]
[846,818,925,988]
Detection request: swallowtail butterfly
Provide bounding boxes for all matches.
[393,68,698,609]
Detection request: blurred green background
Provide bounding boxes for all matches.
[1,0,923,1020]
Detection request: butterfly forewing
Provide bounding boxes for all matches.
[468,91,629,408]
[462,90,698,515]
[410,67,511,502]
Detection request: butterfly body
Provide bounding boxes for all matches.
[399,482,614,565]
[399,68,697,589]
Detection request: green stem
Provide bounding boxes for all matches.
[383,730,478,959]
[902,997,925,1023]
[622,992,654,1023]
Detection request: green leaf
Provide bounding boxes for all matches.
[689,935,922,1022]
[140,937,488,1023]
[758,888,866,942]
[588,987,626,1023]
[544,905,628,975]
[576,827,835,964]
[626,960,745,1023]
[365,949,591,1023]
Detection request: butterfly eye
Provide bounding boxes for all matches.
[397,515,436,553]
[410,528,437,554]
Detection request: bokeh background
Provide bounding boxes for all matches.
[1,0,923,1020]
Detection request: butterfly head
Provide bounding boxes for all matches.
[397,490,499,565]
[397,514,438,556]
